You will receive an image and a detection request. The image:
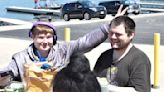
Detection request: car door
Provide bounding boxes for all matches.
[69,3,83,18]
[74,3,84,18]
[99,1,119,14]
[67,3,76,18]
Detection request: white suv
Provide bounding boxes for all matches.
[125,0,141,14]
[99,0,140,16]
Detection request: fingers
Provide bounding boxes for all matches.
[117,4,123,14]
[121,7,129,15]
[115,4,128,17]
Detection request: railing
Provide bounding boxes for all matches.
[140,2,164,9]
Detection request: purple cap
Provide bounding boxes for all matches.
[31,21,56,32]
[29,21,56,37]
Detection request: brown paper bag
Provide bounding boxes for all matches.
[23,62,57,92]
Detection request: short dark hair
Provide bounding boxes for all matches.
[53,53,101,92]
[110,16,135,36]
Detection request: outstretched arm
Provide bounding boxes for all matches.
[68,5,129,54]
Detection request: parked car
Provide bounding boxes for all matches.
[98,0,141,16]
[61,0,107,21]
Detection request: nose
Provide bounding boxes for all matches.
[109,33,117,39]
[112,34,117,39]
[43,37,48,43]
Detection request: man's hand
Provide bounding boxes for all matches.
[115,4,129,17]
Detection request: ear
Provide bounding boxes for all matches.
[129,32,135,39]
[31,34,35,39]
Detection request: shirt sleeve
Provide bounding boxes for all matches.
[93,49,113,77]
[0,54,22,81]
[68,24,109,54]
[128,54,151,92]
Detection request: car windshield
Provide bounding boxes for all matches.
[80,0,96,7]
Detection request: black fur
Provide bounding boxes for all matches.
[53,54,101,92]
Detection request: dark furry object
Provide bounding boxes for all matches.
[53,54,101,92]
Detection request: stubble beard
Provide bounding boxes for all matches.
[111,42,130,51]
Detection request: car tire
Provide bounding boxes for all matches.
[111,14,115,16]
[79,18,83,20]
[134,11,140,15]
[99,15,106,19]
[63,14,70,21]
[84,12,91,20]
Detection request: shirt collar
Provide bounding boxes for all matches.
[113,43,133,64]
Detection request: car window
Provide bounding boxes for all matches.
[99,1,107,5]
[115,1,121,6]
[75,3,82,9]
[62,4,68,9]
[110,2,115,5]
[80,0,96,7]
[77,4,83,8]
[63,3,73,9]
[69,3,75,9]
